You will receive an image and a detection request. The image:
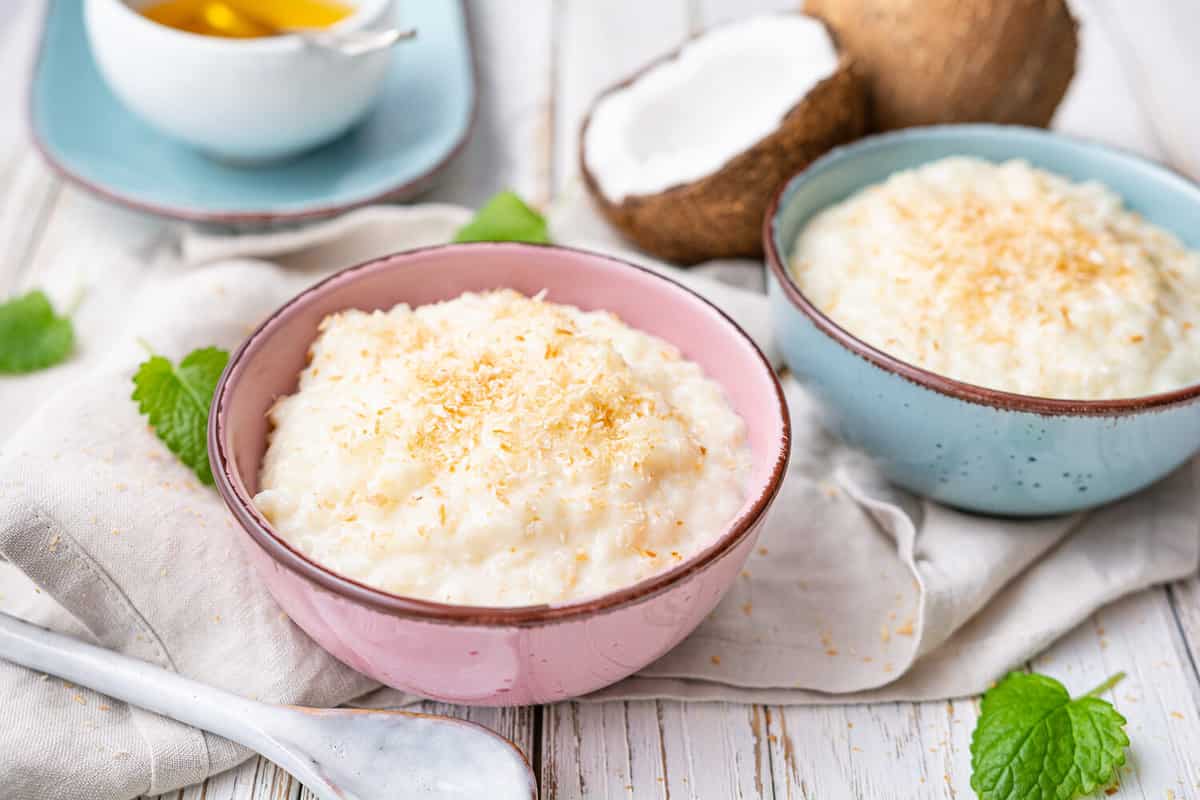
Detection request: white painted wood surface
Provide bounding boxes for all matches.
[2,1,1200,797]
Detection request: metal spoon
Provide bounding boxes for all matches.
[298,26,417,57]
[0,611,536,800]
[201,1,417,56]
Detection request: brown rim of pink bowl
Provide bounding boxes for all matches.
[762,129,1200,418]
[28,0,478,224]
[209,242,791,627]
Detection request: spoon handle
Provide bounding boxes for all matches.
[0,611,271,748]
[303,26,417,56]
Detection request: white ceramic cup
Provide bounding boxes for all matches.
[84,0,395,164]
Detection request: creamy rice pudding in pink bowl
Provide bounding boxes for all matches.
[210,243,789,705]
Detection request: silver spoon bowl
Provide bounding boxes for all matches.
[300,26,417,57]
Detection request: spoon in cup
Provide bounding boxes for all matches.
[200,1,417,56]
[0,611,536,800]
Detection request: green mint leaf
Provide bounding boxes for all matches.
[971,671,1129,800]
[132,346,229,485]
[0,290,75,374]
[453,190,551,244]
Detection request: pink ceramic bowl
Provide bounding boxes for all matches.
[209,243,790,705]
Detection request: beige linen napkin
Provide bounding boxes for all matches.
[1,199,1196,798]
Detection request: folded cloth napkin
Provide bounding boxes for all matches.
[1,197,1196,799]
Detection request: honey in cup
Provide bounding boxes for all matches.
[139,0,354,38]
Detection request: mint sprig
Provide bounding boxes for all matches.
[0,289,76,374]
[132,344,229,485]
[453,190,551,244]
[971,671,1129,800]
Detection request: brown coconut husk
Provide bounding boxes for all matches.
[807,0,1078,131]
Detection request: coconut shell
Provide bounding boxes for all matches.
[807,0,1078,131]
[580,50,868,265]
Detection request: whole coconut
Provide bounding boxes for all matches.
[807,0,1078,131]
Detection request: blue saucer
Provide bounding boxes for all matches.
[30,0,475,223]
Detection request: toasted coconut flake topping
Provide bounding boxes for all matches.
[792,157,1200,399]
[255,290,750,605]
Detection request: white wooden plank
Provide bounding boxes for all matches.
[760,609,1200,800]
[0,152,59,293]
[544,700,772,799]
[425,0,555,208]
[939,698,981,800]
[184,758,298,800]
[544,702,634,799]
[553,0,691,191]
[542,701,668,799]
[694,0,799,30]
[547,698,981,800]
[1169,577,1200,688]
[657,701,773,798]
[1051,0,1164,159]
[147,756,292,800]
[765,702,942,798]
[1082,0,1200,179]
[0,0,47,158]
[226,758,296,800]
[761,587,1200,800]
[1031,588,1200,799]
[621,702,672,794]
[764,653,1194,800]
[0,0,62,291]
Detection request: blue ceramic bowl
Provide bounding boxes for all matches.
[765,125,1200,515]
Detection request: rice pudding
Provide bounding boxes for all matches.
[789,157,1200,399]
[254,290,750,606]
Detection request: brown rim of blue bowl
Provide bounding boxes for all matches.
[764,124,1200,418]
[209,242,791,627]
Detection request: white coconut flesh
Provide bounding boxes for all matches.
[584,15,839,202]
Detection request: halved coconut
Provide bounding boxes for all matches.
[580,14,867,265]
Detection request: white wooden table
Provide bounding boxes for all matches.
[4,1,1200,797]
